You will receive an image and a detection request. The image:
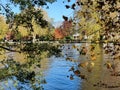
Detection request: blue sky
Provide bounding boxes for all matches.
[45,0,75,22]
[0,0,75,27]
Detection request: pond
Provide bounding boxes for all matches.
[0,43,120,90]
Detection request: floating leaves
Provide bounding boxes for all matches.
[78,74,87,80]
[79,47,87,55]
[70,74,74,80]
[93,81,120,88]
[74,70,81,76]
[78,62,88,68]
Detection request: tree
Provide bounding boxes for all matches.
[0,16,8,39]
[0,1,62,88]
[0,0,56,32]
[71,0,120,41]
[65,0,120,86]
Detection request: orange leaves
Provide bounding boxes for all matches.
[74,70,81,76]
[54,28,64,39]
[91,56,96,61]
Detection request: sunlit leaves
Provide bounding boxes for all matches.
[0,16,8,39]
[73,0,120,41]
[78,62,88,68]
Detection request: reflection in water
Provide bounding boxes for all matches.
[42,43,81,90]
[43,57,81,90]
[0,43,120,90]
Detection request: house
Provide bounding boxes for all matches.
[73,33,80,40]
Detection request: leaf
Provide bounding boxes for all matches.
[69,66,74,71]
[76,1,80,6]
[70,74,74,80]
[71,3,76,10]
[65,5,70,9]
[72,45,77,49]
[74,70,81,76]
[66,57,73,61]
[87,67,92,72]
[62,15,68,21]
[90,62,95,67]
[105,61,112,69]
[78,62,88,68]
[68,0,70,2]
[91,56,96,61]
[79,74,86,80]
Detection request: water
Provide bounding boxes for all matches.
[42,43,82,90]
[0,43,120,90]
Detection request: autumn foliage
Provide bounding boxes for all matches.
[54,19,72,40]
[54,28,64,39]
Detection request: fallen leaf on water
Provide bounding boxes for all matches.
[105,61,112,69]
[87,67,93,72]
[90,62,95,67]
[78,62,88,68]
[91,56,96,61]
[72,45,77,49]
[66,57,73,61]
[79,74,87,80]
[69,66,74,71]
[70,74,74,80]
[74,70,81,76]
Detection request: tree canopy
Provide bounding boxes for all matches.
[65,0,120,41]
[0,0,56,32]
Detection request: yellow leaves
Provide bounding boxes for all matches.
[0,16,8,39]
[91,12,99,21]
[90,50,96,61]
[102,4,110,11]
[117,2,120,8]
[110,12,118,19]
[104,40,108,43]
[78,61,95,72]
[72,45,77,49]
[90,62,95,67]
[87,62,95,72]
[105,61,112,69]
[18,26,28,36]
[78,62,88,68]
[95,40,99,43]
